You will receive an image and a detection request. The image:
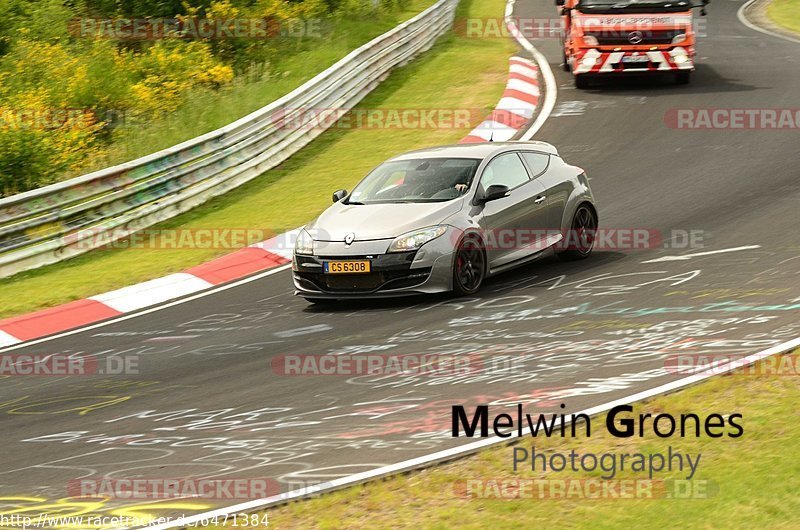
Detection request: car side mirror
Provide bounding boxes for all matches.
[480,184,510,203]
[332,189,348,203]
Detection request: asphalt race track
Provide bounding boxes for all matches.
[1,0,798,524]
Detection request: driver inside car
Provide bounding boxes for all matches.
[452,166,474,193]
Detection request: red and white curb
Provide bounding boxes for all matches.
[0,52,542,347]
[0,232,298,347]
[460,56,540,143]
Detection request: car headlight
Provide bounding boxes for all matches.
[671,33,687,44]
[388,226,447,253]
[582,35,599,46]
[294,228,314,255]
[581,56,598,67]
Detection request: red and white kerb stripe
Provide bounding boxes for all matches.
[460,56,540,143]
[0,232,297,346]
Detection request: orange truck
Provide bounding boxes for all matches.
[556,0,710,88]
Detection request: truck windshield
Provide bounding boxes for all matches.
[578,0,693,13]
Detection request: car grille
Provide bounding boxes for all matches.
[296,268,432,293]
[294,252,432,294]
[321,274,386,291]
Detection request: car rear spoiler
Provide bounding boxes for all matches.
[507,140,560,156]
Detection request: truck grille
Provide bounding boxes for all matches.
[586,30,683,46]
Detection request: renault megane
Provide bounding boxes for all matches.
[292,141,597,302]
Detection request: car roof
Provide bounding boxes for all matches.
[389,141,559,161]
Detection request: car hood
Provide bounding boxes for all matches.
[307,199,463,242]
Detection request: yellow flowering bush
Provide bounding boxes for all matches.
[0,0,405,195]
[257,0,330,19]
[0,92,105,196]
[127,41,234,115]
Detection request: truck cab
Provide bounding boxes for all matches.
[557,0,709,88]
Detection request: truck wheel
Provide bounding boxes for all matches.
[574,74,590,89]
[675,71,691,85]
[562,49,570,72]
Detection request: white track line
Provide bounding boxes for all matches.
[505,0,558,140]
[738,0,800,45]
[641,245,762,263]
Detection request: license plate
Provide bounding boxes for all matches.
[622,55,649,63]
[324,260,371,274]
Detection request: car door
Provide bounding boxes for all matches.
[477,152,549,270]
[520,150,568,239]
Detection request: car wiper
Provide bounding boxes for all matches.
[346,201,365,205]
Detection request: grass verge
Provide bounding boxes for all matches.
[767,0,800,34]
[0,0,515,318]
[92,0,436,171]
[238,349,800,529]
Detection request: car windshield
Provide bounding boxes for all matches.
[578,0,692,13]
[347,157,481,204]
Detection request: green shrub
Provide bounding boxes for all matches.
[0,0,411,196]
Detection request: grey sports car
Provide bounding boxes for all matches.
[293,141,597,301]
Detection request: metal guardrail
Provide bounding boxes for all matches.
[0,0,457,278]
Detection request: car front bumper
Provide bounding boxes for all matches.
[292,230,458,298]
